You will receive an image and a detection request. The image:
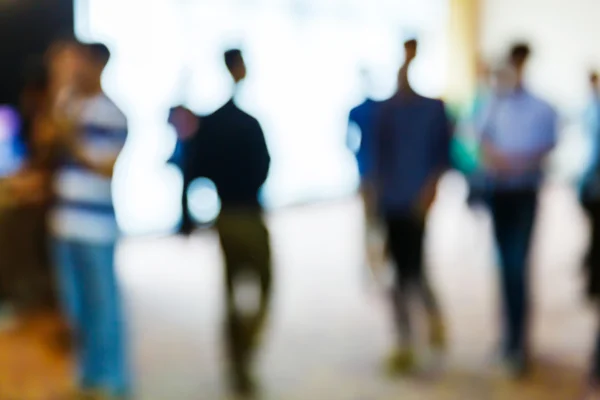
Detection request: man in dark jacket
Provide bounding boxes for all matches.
[168,49,271,396]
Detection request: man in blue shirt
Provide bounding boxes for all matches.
[481,43,557,377]
[347,70,385,281]
[580,71,600,397]
[167,105,199,234]
[373,39,450,373]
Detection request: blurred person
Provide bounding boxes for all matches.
[167,105,199,235]
[0,59,63,328]
[50,42,131,399]
[174,49,271,397]
[462,60,494,207]
[347,69,386,285]
[480,43,557,377]
[579,71,600,398]
[373,39,450,373]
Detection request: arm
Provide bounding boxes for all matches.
[69,147,119,178]
[249,119,271,191]
[417,102,452,213]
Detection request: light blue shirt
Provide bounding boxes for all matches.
[580,96,600,199]
[481,88,558,190]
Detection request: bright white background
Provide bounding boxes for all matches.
[75,0,449,235]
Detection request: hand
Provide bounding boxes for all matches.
[415,178,438,218]
[482,142,514,175]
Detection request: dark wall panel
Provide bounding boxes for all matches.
[0,0,74,106]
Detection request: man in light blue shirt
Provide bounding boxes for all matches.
[481,43,558,377]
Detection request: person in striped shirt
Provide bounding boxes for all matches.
[50,42,130,399]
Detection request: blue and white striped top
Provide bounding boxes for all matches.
[50,93,127,243]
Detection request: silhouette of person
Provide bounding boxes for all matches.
[480,43,558,377]
[373,39,449,373]
[183,49,272,397]
[580,71,600,397]
[50,42,131,397]
[347,69,385,282]
[167,105,199,234]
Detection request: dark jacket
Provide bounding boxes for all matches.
[183,100,271,210]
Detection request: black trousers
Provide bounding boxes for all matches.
[488,190,538,358]
[581,200,600,380]
[385,214,439,344]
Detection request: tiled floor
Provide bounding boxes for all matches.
[0,176,597,399]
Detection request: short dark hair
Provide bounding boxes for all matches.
[404,39,418,49]
[86,43,111,67]
[224,49,243,71]
[510,43,531,66]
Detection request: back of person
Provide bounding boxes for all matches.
[192,100,270,210]
[377,94,449,214]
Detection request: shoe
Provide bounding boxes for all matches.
[385,348,416,375]
[429,316,446,351]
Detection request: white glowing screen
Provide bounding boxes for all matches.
[75,0,448,235]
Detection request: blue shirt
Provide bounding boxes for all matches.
[374,94,451,215]
[581,96,600,200]
[348,98,380,178]
[481,88,557,190]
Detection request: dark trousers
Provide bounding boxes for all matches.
[0,205,56,311]
[215,210,272,393]
[488,190,538,358]
[385,215,440,346]
[581,200,600,381]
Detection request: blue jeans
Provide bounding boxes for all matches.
[489,190,538,360]
[52,239,129,395]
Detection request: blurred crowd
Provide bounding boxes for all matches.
[2,34,600,400]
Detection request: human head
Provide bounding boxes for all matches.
[404,39,418,65]
[77,42,111,94]
[508,42,531,80]
[398,39,418,90]
[46,39,81,95]
[168,105,198,140]
[224,49,246,84]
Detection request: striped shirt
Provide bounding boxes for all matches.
[50,93,127,243]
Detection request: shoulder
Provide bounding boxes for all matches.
[418,95,445,109]
[79,93,127,129]
[525,92,557,119]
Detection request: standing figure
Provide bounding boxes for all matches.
[347,69,386,284]
[580,71,600,399]
[183,49,272,397]
[374,39,450,373]
[480,43,557,377]
[50,42,131,398]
